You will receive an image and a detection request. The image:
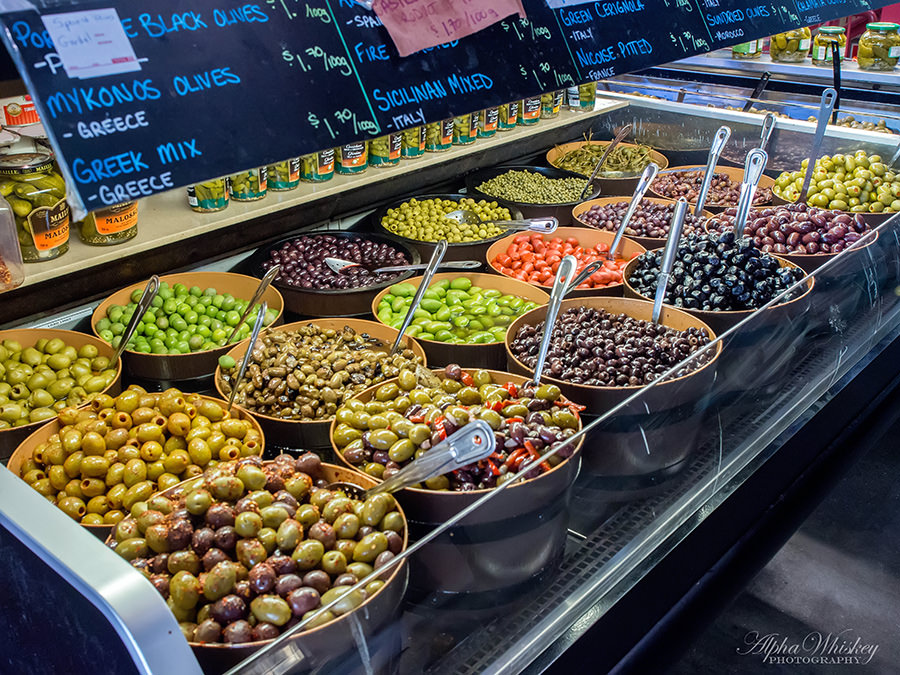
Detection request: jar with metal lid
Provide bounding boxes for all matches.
[812,27,846,65]
[78,201,138,245]
[401,126,425,158]
[731,39,763,59]
[187,178,229,212]
[336,142,368,174]
[453,113,478,145]
[519,97,542,126]
[300,149,335,182]
[498,101,519,130]
[0,152,69,262]
[478,107,499,138]
[858,22,900,71]
[425,120,453,151]
[230,168,267,201]
[770,27,812,63]
[568,82,597,111]
[370,133,402,167]
[540,90,564,118]
[267,158,301,191]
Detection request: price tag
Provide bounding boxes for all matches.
[41,9,140,80]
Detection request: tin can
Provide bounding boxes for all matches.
[425,120,454,151]
[478,107,499,138]
[300,149,335,182]
[401,126,426,158]
[267,158,301,191]
[336,142,368,174]
[229,168,267,201]
[79,201,138,245]
[370,133,402,167]
[187,178,229,213]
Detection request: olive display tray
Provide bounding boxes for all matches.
[646,165,777,213]
[241,230,422,318]
[90,272,285,382]
[704,217,881,273]
[369,272,549,370]
[105,461,408,674]
[7,393,265,540]
[572,196,715,250]
[372,193,523,264]
[545,140,670,196]
[463,164,600,227]
[330,368,583,596]
[622,254,815,335]
[215,318,427,451]
[505,297,722,478]
[0,328,123,464]
[771,192,896,233]
[485,227,647,298]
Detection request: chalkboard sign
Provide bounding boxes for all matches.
[0,0,887,214]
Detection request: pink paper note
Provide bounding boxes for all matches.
[373,0,526,57]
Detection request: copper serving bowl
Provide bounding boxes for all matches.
[369,272,549,370]
[572,196,715,250]
[215,318,427,451]
[7,393,265,540]
[622,254,815,335]
[330,368,583,596]
[105,461,408,674]
[91,272,284,382]
[0,328,122,463]
[485,227,646,298]
[771,191,896,231]
[546,140,669,195]
[647,165,777,213]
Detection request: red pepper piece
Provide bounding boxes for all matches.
[460,371,475,387]
[504,447,527,469]
[503,382,518,397]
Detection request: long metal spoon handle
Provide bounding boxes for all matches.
[609,162,659,261]
[732,148,768,238]
[227,302,267,414]
[798,88,837,204]
[653,198,688,324]
[743,71,771,112]
[759,113,776,152]
[533,254,578,386]
[487,217,558,234]
[566,259,604,294]
[226,265,279,343]
[694,126,731,216]
[375,260,480,273]
[391,240,448,355]
[580,123,633,200]
[111,275,159,363]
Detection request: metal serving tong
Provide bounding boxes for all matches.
[759,112,776,152]
[798,88,838,205]
[693,126,731,216]
[652,197,689,325]
[328,419,496,499]
[531,255,578,386]
[226,265,279,343]
[731,148,769,237]
[226,302,268,414]
[443,209,558,234]
[579,123,634,200]
[111,275,160,363]
[324,257,479,274]
[607,162,659,261]
[389,239,447,355]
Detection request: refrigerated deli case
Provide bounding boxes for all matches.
[3,92,900,674]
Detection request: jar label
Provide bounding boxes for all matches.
[800,38,811,49]
[94,201,137,234]
[552,90,564,113]
[340,142,367,167]
[439,119,454,144]
[890,46,900,57]
[732,41,759,54]
[28,197,69,250]
[468,114,479,136]
[318,149,335,174]
[482,107,499,132]
[504,102,519,125]
[523,97,542,119]
[391,132,405,158]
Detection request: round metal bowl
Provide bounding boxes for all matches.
[647,165,777,213]
[7,393,265,541]
[241,231,422,318]
[369,272,549,370]
[330,368,583,597]
[485,227,646,297]
[545,140,669,196]
[373,193,523,263]
[214,318,427,451]
[572,196,715,250]
[104,461,408,674]
[464,164,601,226]
[90,272,285,382]
[622,253,815,335]
[0,328,122,463]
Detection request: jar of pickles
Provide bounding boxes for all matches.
[812,26,846,65]
[541,90,564,118]
[858,22,900,71]
[731,39,763,59]
[229,168,267,201]
[78,201,138,245]
[498,101,519,130]
[336,142,368,175]
[519,97,542,126]
[300,149,335,182]
[452,113,478,145]
[478,107,499,138]
[425,120,453,151]
[187,178,229,212]
[267,158,301,191]
[401,126,425,158]
[0,153,69,262]
[770,27,811,63]
[370,133,402,167]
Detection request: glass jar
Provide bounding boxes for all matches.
[574,82,597,111]
[858,22,900,71]
[478,107,499,138]
[187,178,229,212]
[541,90,564,118]
[300,149,335,182]
[336,142,368,174]
[401,126,425,158]
[732,39,763,59]
[229,168,267,201]
[770,27,812,63]
[425,120,453,151]
[453,113,478,145]
[498,102,519,130]
[267,158,301,191]
[519,97,542,126]
[812,27,846,65]
[0,152,69,262]
[79,201,138,245]
[370,133,402,167]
